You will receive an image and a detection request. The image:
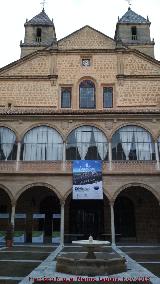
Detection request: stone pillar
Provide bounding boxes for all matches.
[11,200,16,229]
[108,142,112,170]
[155,142,160,170]
[62,142,66,171]
[16,142,21,171]
[110,200,115,246]
[60,200,65,246]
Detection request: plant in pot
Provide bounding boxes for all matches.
[5,223,13,248]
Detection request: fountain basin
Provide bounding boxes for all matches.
[56,245,126,276]
[56,253,126,276]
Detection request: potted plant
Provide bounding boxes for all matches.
[5,223,13,248]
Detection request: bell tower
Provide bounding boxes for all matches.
[115,7,155,58]
[20,8,57,57]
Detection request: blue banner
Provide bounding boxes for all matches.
[73,160,103,199]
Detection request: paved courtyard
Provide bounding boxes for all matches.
[0,245,56,284]
[0,244,159,284]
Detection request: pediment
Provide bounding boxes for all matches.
[58,25,116,50]
[124,51,160,76]
[0,52,50,77]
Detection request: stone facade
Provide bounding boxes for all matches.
[0,8,160,244]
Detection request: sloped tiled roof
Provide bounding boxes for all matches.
[25,9,54,26]
[119,7,148,24]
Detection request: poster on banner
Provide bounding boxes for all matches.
[52,231,60,243]
[32,214,45,243]
[73,160,103,199]
[0,231,5,243]
[0,214,9,243]
[52,214,61,243]
[13,214,26,243]
[13,231,25,243]
[32,231,44,243]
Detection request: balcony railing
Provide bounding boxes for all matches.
[132,35,137,40]
[0,160,158,174]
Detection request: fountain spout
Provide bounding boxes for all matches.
[89,235,93,243]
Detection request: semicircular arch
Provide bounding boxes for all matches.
[15,182,62,203]
[111,123,155,141]
[65,123,108,142]
[20,123,64,142]
[0,184,13,203]
[113,183,160,204]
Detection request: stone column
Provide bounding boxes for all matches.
[110,200,115,246]
[16,142,21,171]
[11,200,16,229]
[108,142,112,170]
[60,200,65,246]
[62,142,66,171]
[155,142,160,170]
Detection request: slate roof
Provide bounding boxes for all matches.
[25,9,54,26]
[119,7,148,24]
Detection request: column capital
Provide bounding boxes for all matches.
[11,199,16,207]
[109,199,115,206]
[60,199,65,206]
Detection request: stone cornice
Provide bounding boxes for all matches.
[0,108,160,119]
[0,75,58,80]
[117,74,160,80]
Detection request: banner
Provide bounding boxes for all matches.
[14,214,26,243]
[32,214,45,243]
[33,214,45,219]
[73,160,103,199]
[0,231,5,243]
[52,231,60,244]
[32,231,44,243]
[13,231,25,243]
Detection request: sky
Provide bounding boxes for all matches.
[0,0,159,68]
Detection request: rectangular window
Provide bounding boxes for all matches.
[61,87,71,108]
[103,87,113,108]
[131,26,137,40]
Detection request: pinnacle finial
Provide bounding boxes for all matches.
[125,0,132,9]
[40,0,47,11]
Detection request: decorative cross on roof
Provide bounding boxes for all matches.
[40,0,47,10]
[125,0,132,7]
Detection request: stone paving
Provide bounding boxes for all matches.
[19,245,160,284]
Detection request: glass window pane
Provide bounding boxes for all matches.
[103,87,113,108]
[112,126,155,161]
[66,126,108,160]
[79,80,95,109]
[61,88,71,108]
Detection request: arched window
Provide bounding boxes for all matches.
[66,126,108,160]
[112,126,155,161]
[36,28,42,42]
[79,80,95,109]
[21,126,63,161]
[0,127,17,160]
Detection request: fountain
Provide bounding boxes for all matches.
[56,236,126,276]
